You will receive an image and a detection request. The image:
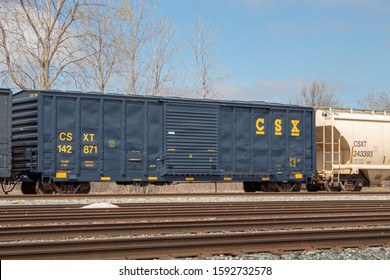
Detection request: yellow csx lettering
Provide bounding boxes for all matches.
[83,133,95,142]
[255,118,265,135]
[274,119,282,136]
[257,118,299,137]
[291,120,300,136]
[59,132,73,141]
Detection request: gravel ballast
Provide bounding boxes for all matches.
[2,192,390,260]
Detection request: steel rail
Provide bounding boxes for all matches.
[2,202,390,216]
[2,199,390,212]
[2,199,390,213]
[1,227,390,259]
[1,214,390,242]
[2,206,390,226]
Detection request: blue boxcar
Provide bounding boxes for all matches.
[11,89,316,193]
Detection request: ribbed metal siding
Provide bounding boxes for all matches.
[12,95,38,172]
[165,104,218,174]
[0,89,11,177]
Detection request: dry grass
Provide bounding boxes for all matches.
[2,181,388,195]
[91,182,244,194]
[1,182,244,195]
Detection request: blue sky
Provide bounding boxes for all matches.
[155,0,390,106]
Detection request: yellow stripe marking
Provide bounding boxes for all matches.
[56,172,67,179]
[295,173,303,179]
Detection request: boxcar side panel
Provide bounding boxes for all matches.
[253,108,270,173]
[235,107,251,172]
[219,106,233,173]
[270,109,287,175]
[42,95,54,174]
[147,102,163,180]
[40,92,165,183]
[219,104,314,182]
[0,89,11,178]
[103,99,122,176]
[80,98,100,176]
[220,105,272,176]
[55,96,77,178]
[12,92,39,174]
[125,101,146,180]
[287,110,305,179]
[305,110,316,180]
[164,103,218,175]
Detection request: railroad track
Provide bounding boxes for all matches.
[1,199,390,259]
[1,201,390,225]
[2,214,390,242]
[1,191,390,201]
[1,227,390,260]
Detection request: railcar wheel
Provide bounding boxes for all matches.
[325,181,341,192]
[53,182,91,194]
[352,178,363,192]
[53,182,72,194]
[35,181,54,194]
[278,182,297,192]
[290,182,302,192]
[306,184,320,192]
[243,182,257,192]
[262,183,280,192]
[262,182,301,192]
[77,182,91,194]
[21,181,37,194]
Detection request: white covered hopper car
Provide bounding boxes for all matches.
[313,108,390,191]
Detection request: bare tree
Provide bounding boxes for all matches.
[0,69,11,88]
[147,17,177,96]
[0,0,89,90]
[296,81,342,108]
[357,92,390,111]
[117,0,153,95]
[79,1,123,92]
[189,17,223,99]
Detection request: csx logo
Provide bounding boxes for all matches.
[255,118,300,137]
[255,118,265,135]
[59,132,73,141]
[291,120,300,136]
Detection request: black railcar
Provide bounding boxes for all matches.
[0,89,11,179]
[9,89,315,194]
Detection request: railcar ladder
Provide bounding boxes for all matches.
[317,121,341,183]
